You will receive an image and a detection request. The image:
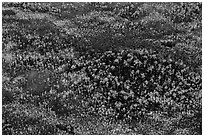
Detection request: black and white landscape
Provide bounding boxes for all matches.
[2,2,202,135]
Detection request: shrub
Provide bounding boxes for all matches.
[2,103,58,135]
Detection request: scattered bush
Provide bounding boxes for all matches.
[2,103,58,135]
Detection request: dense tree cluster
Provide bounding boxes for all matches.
[71,49,201,120]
